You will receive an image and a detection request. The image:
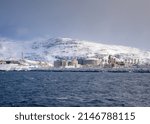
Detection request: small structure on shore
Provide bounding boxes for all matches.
[54,58,78,68]
[54,60,62,67]
[0,60,6,64]
[0,60,21,65]
[82,58,100,66]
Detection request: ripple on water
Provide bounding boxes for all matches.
[0,72,150,106]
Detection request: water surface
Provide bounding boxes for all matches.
[0,71,150,107]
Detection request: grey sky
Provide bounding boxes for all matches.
[0,0,150,50]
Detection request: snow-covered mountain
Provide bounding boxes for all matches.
[0,37,150,64]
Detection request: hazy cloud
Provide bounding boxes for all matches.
[0,0,150,50]
[16,27,29,36]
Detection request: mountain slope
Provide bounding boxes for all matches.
[0,37,150,64]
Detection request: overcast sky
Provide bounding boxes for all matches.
[0,0,150,50]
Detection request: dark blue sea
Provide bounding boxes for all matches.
[0,71,150,107]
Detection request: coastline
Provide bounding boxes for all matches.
[1,67,150,73]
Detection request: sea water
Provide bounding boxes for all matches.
[0,71,150,107]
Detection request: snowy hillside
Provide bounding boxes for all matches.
[0,37,150,64]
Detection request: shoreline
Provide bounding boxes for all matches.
[0,67,150,73]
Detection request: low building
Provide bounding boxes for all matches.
[116,61,125,66]
[0,60,22,65]
[62,60,68,67]
[0,60,6,64]
[82,58,100,66]
[108,55,116,67]
[71,59,78,67]
[77,58,84,65]
[54,60,62,67]
[38,61,53,68]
